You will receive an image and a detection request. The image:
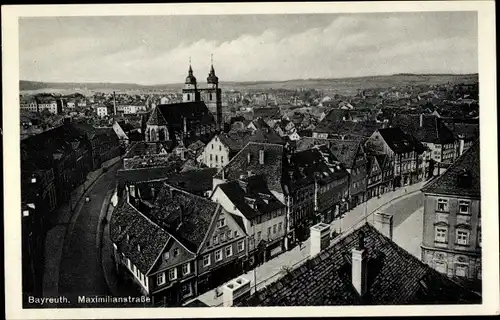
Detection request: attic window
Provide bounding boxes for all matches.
[457,169,472,188]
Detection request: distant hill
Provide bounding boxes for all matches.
[20,73,478,95]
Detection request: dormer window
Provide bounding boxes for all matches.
[457,169,472,188]
[459,200,471,214]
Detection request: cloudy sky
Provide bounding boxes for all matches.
[19,12,478,85]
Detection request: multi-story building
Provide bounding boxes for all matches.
[36,95,62,114]
[211,174,287,267]
[20,96,38,112]
[365,127,425,188]
[391,114,455,175]
[421,140,481,287]
[97,106,108,118]
[365,154,394,200]
[111,184,248,305]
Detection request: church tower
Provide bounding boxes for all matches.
[205,55,222,130]
[183,60,201,102]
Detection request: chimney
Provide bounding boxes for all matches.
[458,134,465,156]
[352,231,368,296]
[419,113,423,127]
[373,212,393,240]
[247,152,251,164]
[183,117,187,134]
[259,149,264,164]
[310,222,330,257]
[222,276,251,307]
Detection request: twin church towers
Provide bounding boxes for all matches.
[182,56,222,129]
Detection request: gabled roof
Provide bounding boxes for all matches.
[150,185,221,252]
[238,223,481,306]
[444,122,480,142]
[146,106,167,126]
[151,102,215,128]
[215,142,285,194]
[286,145,349,190]
[390,114,455,144]
[327,140,364,169]
[377,128,422,154]
[217,175,285,220]
[422,140,480,197]
[110,201,170,275]
[165,168,218,195]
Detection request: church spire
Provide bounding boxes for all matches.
[207,54,218,85]
[185,57,197,85]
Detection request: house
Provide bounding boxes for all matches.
[237,219,481,306]
[313,120,382,141]
[111,184,248,304]
[420,140,481,290]
[20,96,38,112]
[365,128,425,188]
[97,106,108,118]
[443,122,480,159]
[211,175,287,267]
[391,114,456,175]
[285,145,350,236]
[112,121,130,148]
[36,95,62,114]
[365,155,394,200]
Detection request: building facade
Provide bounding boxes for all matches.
[421,141,481,286]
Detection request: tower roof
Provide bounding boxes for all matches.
[207,55,219,84]
[185,62,197,85]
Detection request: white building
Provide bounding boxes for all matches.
[20,97,38,112]
[36,97,60,114]
[97,106,108,118]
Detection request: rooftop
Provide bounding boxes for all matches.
[237,223,481,306]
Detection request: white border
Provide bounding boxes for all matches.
[2,2,498,319]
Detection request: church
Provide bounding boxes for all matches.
[145,59,222,146]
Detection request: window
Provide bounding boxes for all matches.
[455,264,468,278]
[459,200,470,214]
[211,144,214,149]
[225,245,233,257]
[182,283,193,298]
[219,145,221,151]
[217,218,226,228]
[182,263,191,275]
[238,240,245,252]
[434,261,447,274]
[221,156,224,163]
[278,222,283,232]
[203,254,211,267]
[456,230,469,246]
[233,230,238,237]
[436,198,449,212]
[213,235,218,244]
[169,268,177,280]
[273,224,277,234]
[220,232,226,242]
[216,155,218,162]
[257,231,261,242]
[157,272,165,285]
[163,252,170,260]
[210,154,213,161]
[215,249,222,261]
[268,227,271,235]
[435,227,448,243]
[173,248,179,257]
[227,230,232,239]
[206,239,211,247]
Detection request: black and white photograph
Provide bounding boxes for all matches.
[2,2,498,319]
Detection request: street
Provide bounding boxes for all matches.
[57,163,120,307]
[191,181,427,306]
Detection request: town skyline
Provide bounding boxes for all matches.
[19,12,478,85]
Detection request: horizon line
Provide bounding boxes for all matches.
[19,72,479,88]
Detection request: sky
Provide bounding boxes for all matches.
[19,12,478,85]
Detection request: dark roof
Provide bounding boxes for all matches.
[110,201,170,275]
[391,114,455,144]
[444,122,480,142]
[422,140,480,197]
[150,185,220,252]
[253,107,280,119]
[286,145,349,190]
[326,140,364,169]
[230,213,246,233]
[215,142,285,193]
[148,102,215,128]
[377,128,423,154]
[314,120,381,139]
[238,223,481,306]
[124,141,173,158]
[117,167,178,190]
[217,175,285,220]
[219,131,255,152]
[166,168,218,195]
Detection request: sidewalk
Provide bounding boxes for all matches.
[191,180,427,306]
[42,161,120,296]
